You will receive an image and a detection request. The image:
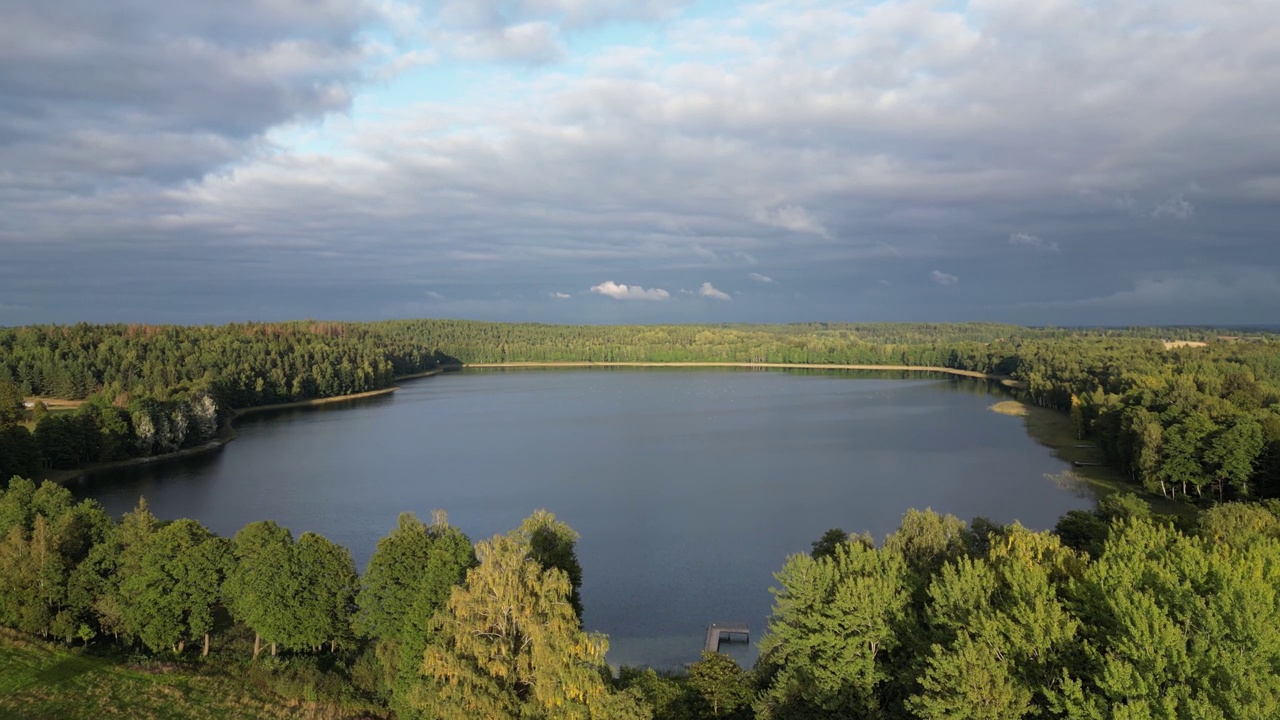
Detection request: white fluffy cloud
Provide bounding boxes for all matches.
[698,282,731,300]
[748,273,774,284]
[930,270,958,286]
[590,281,670,301]
[551,291,572,299]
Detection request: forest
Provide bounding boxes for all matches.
[3,476,1280,719]
[2,320,1279,506]
[4,320,1280,717]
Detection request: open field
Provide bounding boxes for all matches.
[22,397,86,411]
[988,400,1197,519]
[1162,341,1208,349]
[0,632,366,720]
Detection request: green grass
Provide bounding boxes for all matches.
[989,400,1199,520]
[0,632,365,720]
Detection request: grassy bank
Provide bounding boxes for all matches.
[988,400,1197,518]
[0,632,361,720]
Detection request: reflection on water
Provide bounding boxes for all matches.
[76,369,1095,669]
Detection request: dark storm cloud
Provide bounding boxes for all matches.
[0,0,369,197]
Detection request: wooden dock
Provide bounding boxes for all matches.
[704,623,750,653]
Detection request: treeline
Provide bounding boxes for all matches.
[0,385,222,478]
[5,477,1280,719]
[745,497,1280,720]
[1009,338,1280,500]
[0,321,452,404]
[4,320,1280,504]
[0,321,456,478]
[0,477,646,718]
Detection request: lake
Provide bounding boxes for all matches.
[73,369,1096,668]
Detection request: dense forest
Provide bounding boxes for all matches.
[2,321,1279,506]
[4,320,1280,716]
[3,477,1280,719]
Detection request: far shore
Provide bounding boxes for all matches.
[462,361,1028,388]
[46,367,448,485]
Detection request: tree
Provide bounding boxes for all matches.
[355,512,440,643]
[686,652,751,718]
[910,527,1081,720]
[391,518,476,720]
[224,520,297,658]
[1204,414,1264,498]
[0,481,112,642]
[1159,413,1215,498]
[293,531,358,653]
[755,542,910,719]
[811,528,850,560]
[518,509,585,620]
[0,381,24,429]
[118,518,227,654]
[410,531,644,720]
[1054,517,1280,718]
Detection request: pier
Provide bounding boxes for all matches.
[705,623,750,653]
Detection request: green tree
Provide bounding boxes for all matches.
[0,381,23,429]
[224,520,296,658]
[355,512,439,643]
[686,651,751,718]
[293,531,358,653]
[519,509,585,620]
[390,517,476,720]
[755,541,910,719]
[1159,413,1215,498]
[910,527,1081,720]
[1204,414,1264,498]
[811,528,851,560]
[117,518,227,654]
[1054,517,1280,718]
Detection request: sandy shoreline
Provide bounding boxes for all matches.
[462,361,1027,387]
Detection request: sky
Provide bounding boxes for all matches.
[1,0,1278,327]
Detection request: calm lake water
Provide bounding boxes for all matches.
[74,369,1095,668]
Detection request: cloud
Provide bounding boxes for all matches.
[1,0,1278,325]
[0,0,370,197]
[1008,232,1059,252]
[754,205,830,238]
[426,290,446,300]
[698,282,731,300]
[551,291,572,299]
[930,271,959,286]
[590,281,670,301]
[1152,195,1195,220]
[1043,269,1280,310]
[748,273,774,284]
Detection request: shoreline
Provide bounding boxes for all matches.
[462,361,1027,387]
[987,400,1197,518]
[48,367,448,485]
[49,363,1027,486]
